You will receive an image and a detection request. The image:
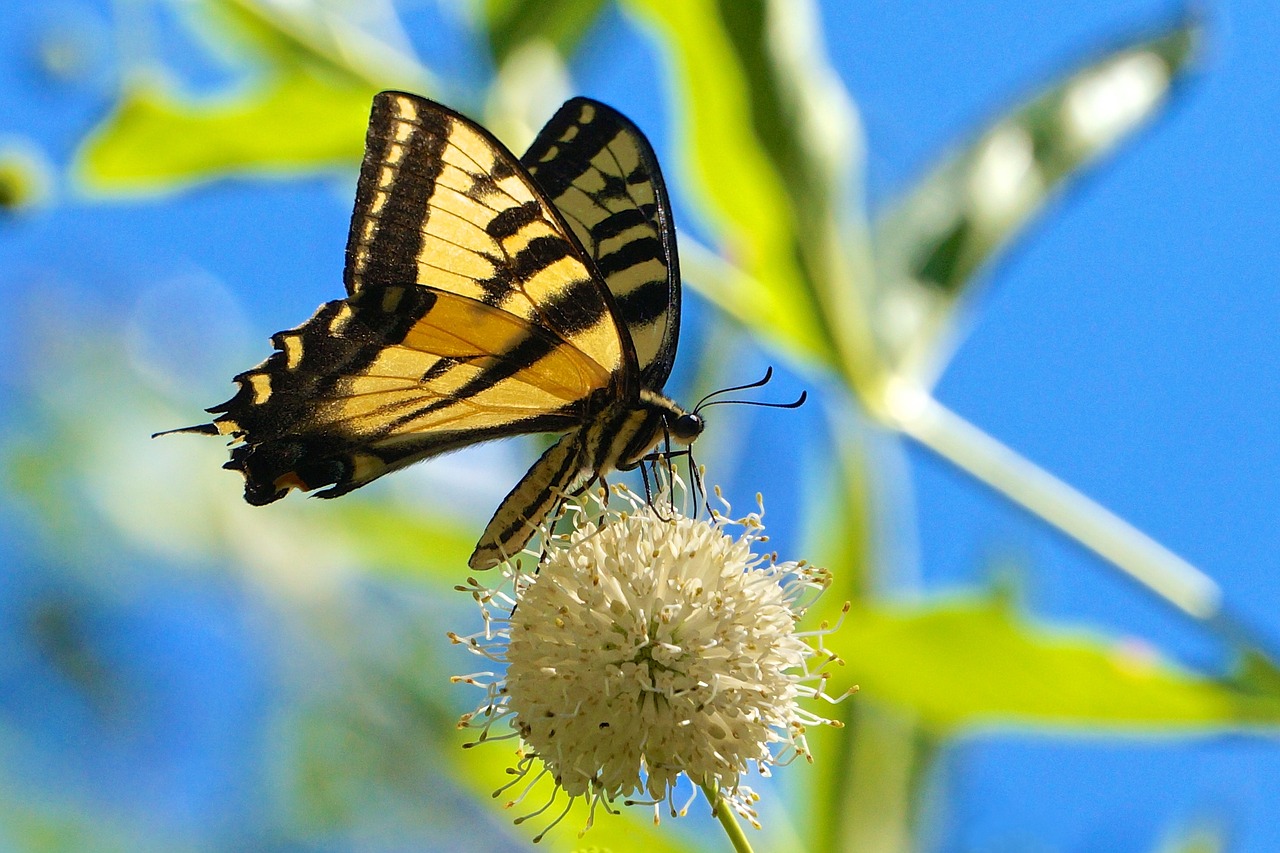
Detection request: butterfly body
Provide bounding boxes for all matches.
[470,389,698,571]
[167,91,693,570]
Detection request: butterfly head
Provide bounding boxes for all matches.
[669,411,705,445]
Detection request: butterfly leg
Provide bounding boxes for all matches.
[620,449,681,521]
[635,458,666,520]
[685,450,714,520]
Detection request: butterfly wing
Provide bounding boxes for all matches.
[522,98,681,390]
[205,284,619,504]
[182,91,637,505]
[345,93,636,377]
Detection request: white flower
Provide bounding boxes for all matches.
[451,481,847,840]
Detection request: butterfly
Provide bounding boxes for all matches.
[163,91,702,570]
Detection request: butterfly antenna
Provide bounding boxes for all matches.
[693,366,776,411]
[695,389,808,412]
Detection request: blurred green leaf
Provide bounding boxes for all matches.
[0,769,195,853]
[284,648,466,835]
[336,503,478,580]
[804,429,890,852]
[623,0,866,374]
[1236,648,1280,693]
[74,70,375,194]
[831,590,1280,732]
[1156,822,1227,853]
[72,0,435,194]
[810,416,877,604]
[875,18,1200,385]
[482,0,609,64]
[806,702,932,853]
[199,0,371,76]
[190,0,430,90]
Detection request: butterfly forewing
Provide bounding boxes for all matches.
[344,92,632,383]
[522,98,681,389]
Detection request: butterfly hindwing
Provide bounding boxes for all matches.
[208,284,614,504]
[522,98,681,389]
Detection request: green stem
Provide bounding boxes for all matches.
[882,380,1224,622]
[702,782,754,853]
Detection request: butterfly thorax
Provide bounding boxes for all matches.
[609,389,701,468]
[577,388,693,477]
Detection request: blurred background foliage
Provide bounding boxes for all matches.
[1,0,1278,851]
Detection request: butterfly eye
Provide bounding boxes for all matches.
[670,413,704,444]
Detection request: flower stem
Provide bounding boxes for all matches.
[882,380,1225,623]
[702,782,754,853]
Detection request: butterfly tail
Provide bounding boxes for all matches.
[468,429,592,570]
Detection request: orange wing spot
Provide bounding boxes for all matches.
[273,472,312,494]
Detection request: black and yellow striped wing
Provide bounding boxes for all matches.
[345,93,636,381]
[178,92,638,506]
[521,98,681,389]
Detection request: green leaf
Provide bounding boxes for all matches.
[74,70,376,194]
[482,0,610,64]
[875,18,1200,384]
[805,702,933,853]
[1155,822,1226,853]
[809,416,878,603]
[193,0,431,90]
[804,430,891,852]
[623,0,870,377]
[829,590,1280,732]
[1236,648,1280,694]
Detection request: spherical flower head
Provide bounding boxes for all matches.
[452,482,845,839]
